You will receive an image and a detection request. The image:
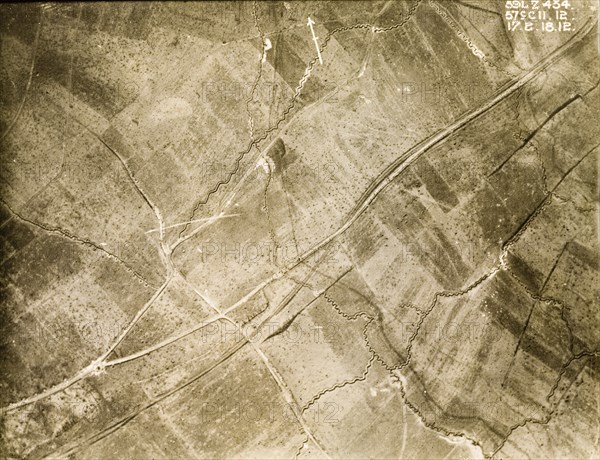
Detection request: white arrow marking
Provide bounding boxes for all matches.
[307,17,323,65]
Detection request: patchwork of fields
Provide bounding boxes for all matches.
[1,1,598,458]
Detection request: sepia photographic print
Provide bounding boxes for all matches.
[0,1,599,459]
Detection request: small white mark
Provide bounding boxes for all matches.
[256,158,270,173]
[262,38,272,63]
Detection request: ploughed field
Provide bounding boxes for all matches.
[0,1,598,459]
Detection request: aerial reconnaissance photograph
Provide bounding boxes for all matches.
[0,1,598,459]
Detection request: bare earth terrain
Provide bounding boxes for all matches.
[0,1,599,459]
